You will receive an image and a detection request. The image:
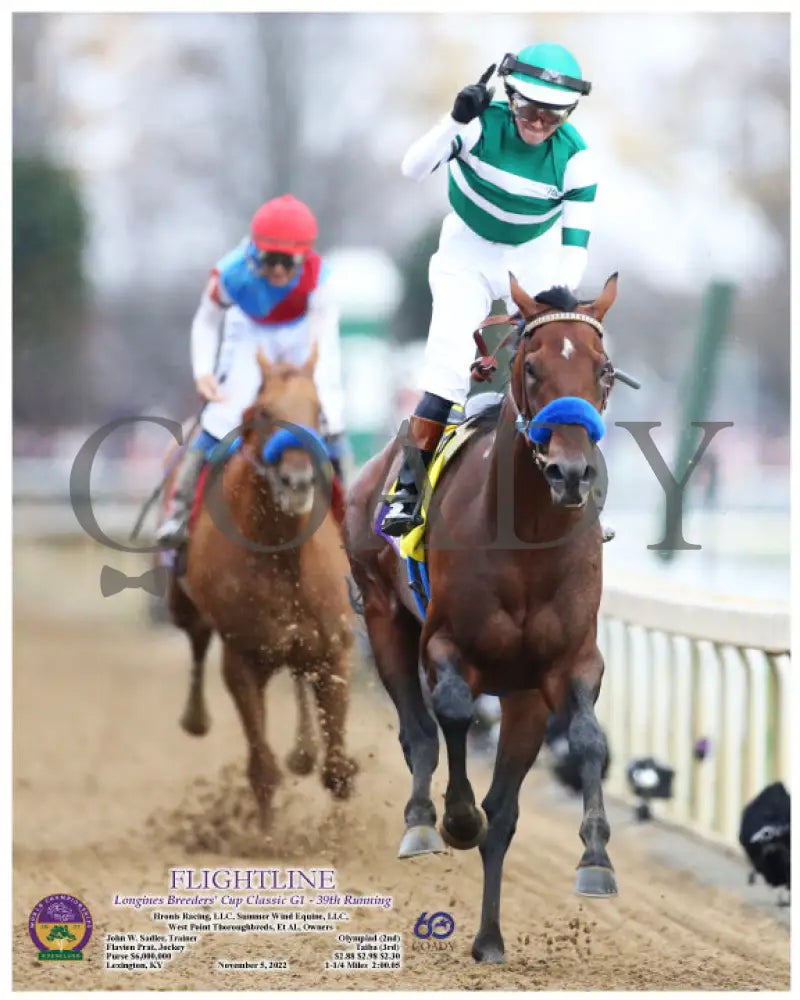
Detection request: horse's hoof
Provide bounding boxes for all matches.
[180,709,210,737]
[471,933,505,964]
[322,756,358,799]
[397,825,447,859]
[286,748,316,775]
[323,772,356,800]
[472,946,505,964]
[574,865,618,897]
[440,807,487,851]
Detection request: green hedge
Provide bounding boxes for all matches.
[13,155,88,422]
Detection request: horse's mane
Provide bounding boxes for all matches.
[470,401,504,431]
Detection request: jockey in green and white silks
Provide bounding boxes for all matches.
[382,42,599,537]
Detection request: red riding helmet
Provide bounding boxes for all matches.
[250,195,318,255]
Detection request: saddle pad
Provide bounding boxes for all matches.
[398,418,482,563]
[188,463,212,535]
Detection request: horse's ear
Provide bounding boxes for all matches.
[509,272,551,320]
[302,340,319,377]
[241,404,258,431]
[586,272,618,321]
[509,272,538,317]
[256,346,272,380]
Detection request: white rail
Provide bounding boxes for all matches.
[596,573,790,848]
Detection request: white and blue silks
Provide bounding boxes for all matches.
[190,244,345,441]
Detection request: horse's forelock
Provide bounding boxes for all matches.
[533,285,579,312]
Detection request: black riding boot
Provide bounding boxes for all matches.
[382,414,446,537]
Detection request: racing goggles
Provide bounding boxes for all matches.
[254,250,304,270]
[498,52,592,96]
[507,90,575,126]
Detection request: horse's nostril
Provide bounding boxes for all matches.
[545,460,593,493]
[279,470,314,492]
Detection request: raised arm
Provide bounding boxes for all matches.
[401,116,482,181]
[401,63,495,181]
[557,148,599,290]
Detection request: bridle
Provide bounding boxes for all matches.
[228,409,331,484]
[504,310,613,470]
[471,308,640,470]
[517,309,613,408]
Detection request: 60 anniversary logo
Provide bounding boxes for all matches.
[412,910,455,950]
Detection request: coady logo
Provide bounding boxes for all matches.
[413,911,455,939]
[29,894,93,961]
[411,911,456,952]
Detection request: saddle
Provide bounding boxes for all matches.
[379,395,501,618]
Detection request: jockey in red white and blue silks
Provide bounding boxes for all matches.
[192,195,345,444]
[155,194,346,549]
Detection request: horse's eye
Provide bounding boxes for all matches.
[524,360,540,381]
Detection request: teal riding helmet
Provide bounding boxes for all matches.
[499,43,591,108]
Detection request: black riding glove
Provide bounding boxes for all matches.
[451,63,496,124]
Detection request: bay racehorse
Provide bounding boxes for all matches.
[165,345,357,829]
[345,274,620,963]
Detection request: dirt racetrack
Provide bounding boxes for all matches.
[13,539,790,991]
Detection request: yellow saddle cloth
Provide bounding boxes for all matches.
[398,417,482,563]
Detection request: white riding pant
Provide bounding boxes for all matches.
[419,212,564,404]
[201,307,345,441]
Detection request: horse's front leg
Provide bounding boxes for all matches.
[182,631,213,735]
[473,689,549,963]
[309,654,358,800]
[567,653,617,897]
[359,585,444,858]
[424,633,486,850]
[222,645,280,831]
[168,575,213,736]
[286,673,317,775]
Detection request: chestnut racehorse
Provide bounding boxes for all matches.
[166,345,357,828]
[346,274,620,963]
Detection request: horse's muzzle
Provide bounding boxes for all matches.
[543,456,596,508]
[272,464,316,515]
